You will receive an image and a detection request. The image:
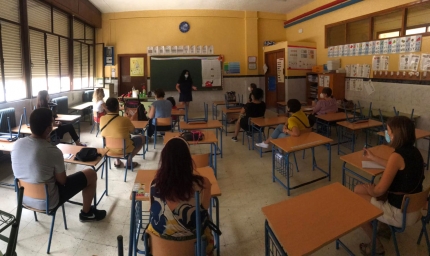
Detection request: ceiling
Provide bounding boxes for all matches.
[88,0,315,14]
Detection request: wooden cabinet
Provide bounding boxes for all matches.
[316,73,345,102]
[305,72,319,105]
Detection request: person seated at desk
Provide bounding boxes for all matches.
[11,108,106,222]
[93,88,108,114]
[312,87,338,115]
[36,90,86,146]
[354,116,424,256]
[146,89,172,138]
[231,88,266,142]
[248,83,257,102]
[146,137,214,255]
[256,99,310,148]
[100,98,145,169]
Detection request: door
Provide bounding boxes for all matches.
[264,49,285,109]
[118,54,148,96]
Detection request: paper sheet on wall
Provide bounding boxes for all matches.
[421,54,430,71]
[288,47,316,70]
[345,79,350,91]
[318,75,324,87]
[357,79,364,92]
[323,76,330,87]
[410,54,420,71]
[362,64,371,78]
[372,56,381,70]
[364,80,375,95]
[380,56,389,70]
[399,54,409,70]
[277,58,284,82]
[201,59,222,87]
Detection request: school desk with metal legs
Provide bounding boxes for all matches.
[131,121,148,159]
[336,119,383,155]
[57,144,109,207]
[179,120,223,158]
[340,145,393,191]
[69,102,94,124]
[56,114,82,137]
[212,101,227,120]
[0,141,15,187]
[221,107,241,136]
[376,128,430,170]
[270,132,333,196]
[250,116,287,157]
[315,112,351,138]
[262,182,383,256]
[129,167,222,256]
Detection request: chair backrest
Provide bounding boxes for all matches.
[16,179,47,200]
[156,117,172,127]
[401,186,430,213]
[192,153,210,168]
[93,111,105,123]
[51,96,68,114]
[5,187,24,256]
[147,232,197,256]
[103,137,127,156]
[0,108,16,133]
[82,90,94,102]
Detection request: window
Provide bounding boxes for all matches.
[373,10,402,39]
[73,19,94,90]
[60,37,69,91]
[406,27,427,35]
[347,19,370,44]
[406,2,430,28]
[29,30,46,96]
[378,30,400,39]
[326,24,345,47]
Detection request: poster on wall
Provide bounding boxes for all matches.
[201,59,222,87]
[224,62,240,74]
[130,58,144,77]
[420,53,430,71]
[399,54,421,71]
[287,46,316,70]
[277,58,284,82]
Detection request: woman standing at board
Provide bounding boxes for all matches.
[176,70,197,108]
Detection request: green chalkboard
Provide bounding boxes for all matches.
[150,56,222,91]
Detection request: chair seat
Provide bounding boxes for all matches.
[106,152,129,158]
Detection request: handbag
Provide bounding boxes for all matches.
[74,148,101,162]
[307,114,317,127]
[180,131,205,142]
[225,91,236,102]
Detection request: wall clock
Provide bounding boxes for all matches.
[179,21,190,33]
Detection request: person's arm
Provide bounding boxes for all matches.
[287,126,301,137]
[55,171,67,185]
[101,103,108,113]
[312,101,322,115]
[200,177,212,210]
[127,118,135,133]
[176,83,181,93]
[53,149,67,185]
[364,153,403,197]
[363,148,389,167]
[147,104,155,119]
[192,86,197,90]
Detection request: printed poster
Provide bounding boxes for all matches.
[349,44,355,56]
[390,38,398,54]
[287,47,316,70]
[374,41,381,54]
[420,53,430,71]
[410,54,420,71]
[323,76,330,87]
[361,42,368,56]
[399,54,410,71]
[364,80,375,95]
[345,79,350,91]
[368,41,374,55]
[355,43,360,56]
[328,47,334,58]
[372,56,381,70]
[343,45,349,57]
[380,56,390,70]
[382,40,389,54]
[201,59,222,87]
[130,58,144,77]
[277,58,284,82]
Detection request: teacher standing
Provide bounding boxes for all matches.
[176,69,197,108]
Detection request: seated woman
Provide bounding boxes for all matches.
[354,116,424,256]
[256,99,310,148]
[247,83,257,102]
[92,88,108,115]
[100,98,145,168]
[146,89,172,138]
[147,137,214,254]
[312,87,338,115]
[231,88,266,142]
[36,90,86,146]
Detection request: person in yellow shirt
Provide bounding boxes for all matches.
[100,98,145,168]
[256,99,310,148]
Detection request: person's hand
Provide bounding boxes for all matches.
[283,127,289,134]
[192,86,197,91]
[54,121,61,126]
[363,148,375,160]
[177,90,181,93]
[364,183,375,194]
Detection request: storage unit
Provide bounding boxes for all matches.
[316,73,346,102]
[306,72,319,105]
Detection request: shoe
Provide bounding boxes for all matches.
[114,161,123,168]
[79,206,107,222]
[231,136,238,142]
[359,243,385,256]
[255,142,269,148]
[246,132,252,138]
[124,162,139,169]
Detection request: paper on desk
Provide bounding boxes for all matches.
[63,154,73,160]
[362,161,385,169]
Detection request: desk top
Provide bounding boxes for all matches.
[163,131,218,144]
[213,101,227,106]
[69,102,93,110]
[340,145,393,177]
[375,110,420,120]
[376,128,430,140]
[179,120,222,130]
[336,119,383,130]
[133,167,221,201]
[57,144,108,167]
[171,109,185,116]
[56,114,81,122]
[11,125,58,134]
[271,132,333,153]
[0,141,15,152]
[131,121,148,129]
[277,101,307,106]
[250,116,287,127]
[316,112,351,122]
[262,182,382,256]
[221,108,242,114]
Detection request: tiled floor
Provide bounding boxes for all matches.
[1,111,430,255]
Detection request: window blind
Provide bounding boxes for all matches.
[73,41,81,89]
[47,34,60,93]
[30,29,46,96]
[0,0,20,23]
[407,2,430,27]
[89,45,94,87]
[60,37,69,91]
[73,20,84,40]
[85,26,94,41]
[28,0,52,32]
[81,44,88,88]
[53,9,69,37]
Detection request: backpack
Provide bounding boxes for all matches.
[74,148,100,162]
[225,91,236,102]
[125,100,148,121]
[180,130,205,142]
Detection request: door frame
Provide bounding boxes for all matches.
[264,49,285,109]
[118,53,148,96]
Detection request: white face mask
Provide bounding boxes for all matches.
[320,93,325,98]
[248,87,251,91]
[184,74,188,79]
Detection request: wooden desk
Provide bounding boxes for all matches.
[129,167,222,256]
[250,117,288,157]
[131,121,148,129]
[164,131,219,176]
[336,120,383,155]
[56,114,82,138]
[211,100,228,120]
[315,112,352,138]
[11,124,58,134]
[340,145,393,190]
[317,112,351,122]
[179,120,223,158]
[57,144,109,206]
[171,109,185,116]
[0,141,14,152]
[262,183,382,256]
[69,102,93,124]
[221,107,242,137]
[271,132,333,195]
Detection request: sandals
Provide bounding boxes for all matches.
[114,162,124,168]
[359,243,385,256]
[124,162,139,169]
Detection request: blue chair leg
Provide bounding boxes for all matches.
[109,157,111,170]
[96,123,100,137]
[154,129,157,149]
[124,159,128,182]
[61,205,68,230]
[390,227,400,256]
[90,122,95,133]
[33,211,38,221]
[47,213,57,254]
[302,150,306,159]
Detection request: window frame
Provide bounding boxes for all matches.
[377,29,402,39]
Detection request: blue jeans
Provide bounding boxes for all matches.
[271,124,288,139]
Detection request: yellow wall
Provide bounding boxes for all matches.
[96,10,286,77]
[284,0,430,72]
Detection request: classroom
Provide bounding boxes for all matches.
[1,0,430,255]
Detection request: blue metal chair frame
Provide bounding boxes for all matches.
[148,118,172,149]
[224,93,243,110]
[417,197,430,254]
[341,161,377,191]
[14,179,68,254]
[184,103,209,124]
[244,117,266,156]
[0,186,24,256]
[102,138,133,182]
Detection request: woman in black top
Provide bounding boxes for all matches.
[175,70,197,108]
[355,116,424,255]
[231,88,266,142]
[248,83,257,102]
[36,90,86,146]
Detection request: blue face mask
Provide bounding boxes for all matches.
[385,130,391,143]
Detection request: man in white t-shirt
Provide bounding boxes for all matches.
[11,108,106,222]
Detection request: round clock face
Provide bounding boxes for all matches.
[179,21,190,33]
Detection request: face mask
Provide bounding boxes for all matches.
[184,74,188,79]
[385,130,391,143]
[320,93,324,98]
[248,87,251,91]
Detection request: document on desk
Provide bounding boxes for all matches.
[63,154,73,160]
[362,161,385,169]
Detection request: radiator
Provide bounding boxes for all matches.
[51,96,69,114]
[82,90,94,102]
[0,108,16,133]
